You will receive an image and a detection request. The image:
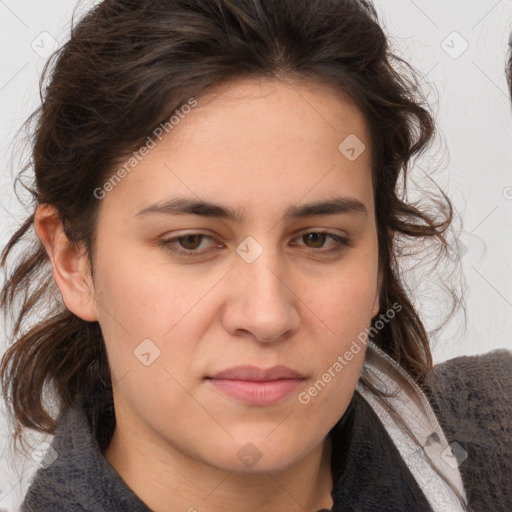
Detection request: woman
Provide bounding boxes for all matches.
[1,1,511,511]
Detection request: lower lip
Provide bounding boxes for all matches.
[207,378,304,406]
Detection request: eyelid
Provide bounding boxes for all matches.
[158,232,222,255]
[290,229,351,253]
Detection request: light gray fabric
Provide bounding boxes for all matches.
[21,349,512,511]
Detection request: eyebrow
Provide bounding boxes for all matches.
[135,196,367,222]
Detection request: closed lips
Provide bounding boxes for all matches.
[207,365,305,381]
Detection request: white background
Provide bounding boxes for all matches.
[1,1,512,510]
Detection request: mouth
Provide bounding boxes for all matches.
[205,365,306,406]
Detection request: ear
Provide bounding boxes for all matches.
[34,204,98,322]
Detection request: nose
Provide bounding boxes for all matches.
[221,247,300,343]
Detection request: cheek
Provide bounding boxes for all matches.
[298,252,378,407]
[307,280,373,380]
[94,243,208,333]
[310,258,379,338]
[92,246,230,392]
[296,271,376,418]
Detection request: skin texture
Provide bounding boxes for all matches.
[35,77,380,512]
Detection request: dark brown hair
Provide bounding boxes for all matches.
[1,0,455,451]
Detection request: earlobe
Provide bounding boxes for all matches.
[34,204,98,322]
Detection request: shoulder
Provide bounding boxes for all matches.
[430,348,512,402]
[426,349,512,510]
[427,348,512,439]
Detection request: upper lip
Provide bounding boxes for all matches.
[208,365,305,381]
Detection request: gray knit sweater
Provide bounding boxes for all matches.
[21,349,512,512]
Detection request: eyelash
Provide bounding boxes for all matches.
[158,231,351,257]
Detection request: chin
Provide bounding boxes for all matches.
[202,433,311,474]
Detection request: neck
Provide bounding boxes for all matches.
[104,416,334,512]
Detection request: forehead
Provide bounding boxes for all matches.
[166,77,370,161]
[98,77,373,222]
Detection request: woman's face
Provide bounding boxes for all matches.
[91,77,380,473]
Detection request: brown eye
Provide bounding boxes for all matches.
[159,233,221,257]
[303,232,327,248]
[178,234,204,250]
[291,231,350,256]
